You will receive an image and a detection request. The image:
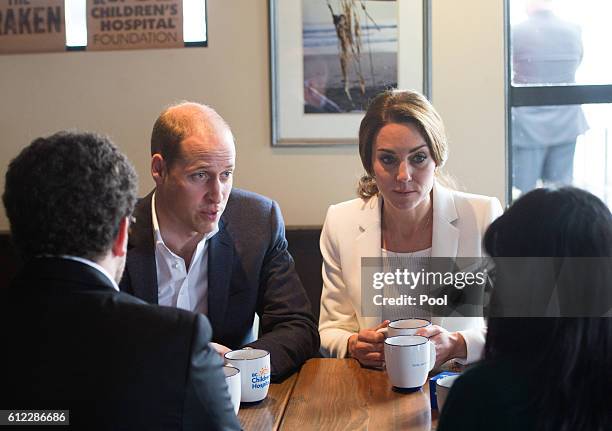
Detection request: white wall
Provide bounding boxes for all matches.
[431,0,506,200]
[0,0,505,231]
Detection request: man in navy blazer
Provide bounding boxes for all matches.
[120,102,319,381]
[1,132,240,430]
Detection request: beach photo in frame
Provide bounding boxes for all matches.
[270,0,428,146]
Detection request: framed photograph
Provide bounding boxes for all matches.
[270,0,429,146]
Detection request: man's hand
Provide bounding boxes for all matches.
[347,321,390,368]
[209,342,232,360]
[414,325,467,368]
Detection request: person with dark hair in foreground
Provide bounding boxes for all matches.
[1,132,241,430]
[438,187,612,431]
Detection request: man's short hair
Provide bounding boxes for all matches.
[150,101,232,167]
[3,131,138,261]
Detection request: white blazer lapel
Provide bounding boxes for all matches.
[355,196,383,326]
[431,182,459,258]
[355,195,383,260]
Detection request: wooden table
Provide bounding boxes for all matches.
[238,359,439,430]
[238,373,298,430]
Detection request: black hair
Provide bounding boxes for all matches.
[484,187,612,431]
[484,187,612,258]
[3,131,138,261]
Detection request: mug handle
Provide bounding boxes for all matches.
[428,341,436,371]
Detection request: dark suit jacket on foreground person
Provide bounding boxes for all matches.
[0,257,241,431]
[121,188,320,381]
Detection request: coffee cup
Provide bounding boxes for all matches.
[384,335,436,389]
[436,374,459,412]
[222,365,241,414]
[386,318,432,337]
[224,349,271,402]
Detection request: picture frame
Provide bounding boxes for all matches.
[270,0,430,146]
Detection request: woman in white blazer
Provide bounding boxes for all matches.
[319,90,503,368]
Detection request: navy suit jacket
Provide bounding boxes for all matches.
[0,257,240,431]
[121,188,319,381]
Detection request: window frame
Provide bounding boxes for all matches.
[504,0,612,203]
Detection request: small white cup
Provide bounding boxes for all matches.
[222,365,241,414]
[384,335,436,389]
[387,318,432,337]
[224,349,271,403]
[436,374,460,412]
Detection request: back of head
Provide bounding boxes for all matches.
[484,187,612,258]
[483,187,612,431]
[357,89,448,199]
[3,131,138,262]
[526,0,554,15]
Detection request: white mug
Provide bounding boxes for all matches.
[436,374,460,412]
[384,335,436,389]
[222,365,241,414]
[387,318,432,337]
[224,349,271,402]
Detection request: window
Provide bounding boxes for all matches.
[507,0,612,206]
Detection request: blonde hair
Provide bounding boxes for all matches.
[357,89,448,199]
[150,101,232,167]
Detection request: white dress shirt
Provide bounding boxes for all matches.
[152,193,218,315]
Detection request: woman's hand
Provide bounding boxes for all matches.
[415,325,467,368]
[347,321,390,367]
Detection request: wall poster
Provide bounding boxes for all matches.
[87,0,183,51]
[0,0,65,54]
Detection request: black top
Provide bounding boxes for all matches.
[438,358,537,431]
[0,257,241,430]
